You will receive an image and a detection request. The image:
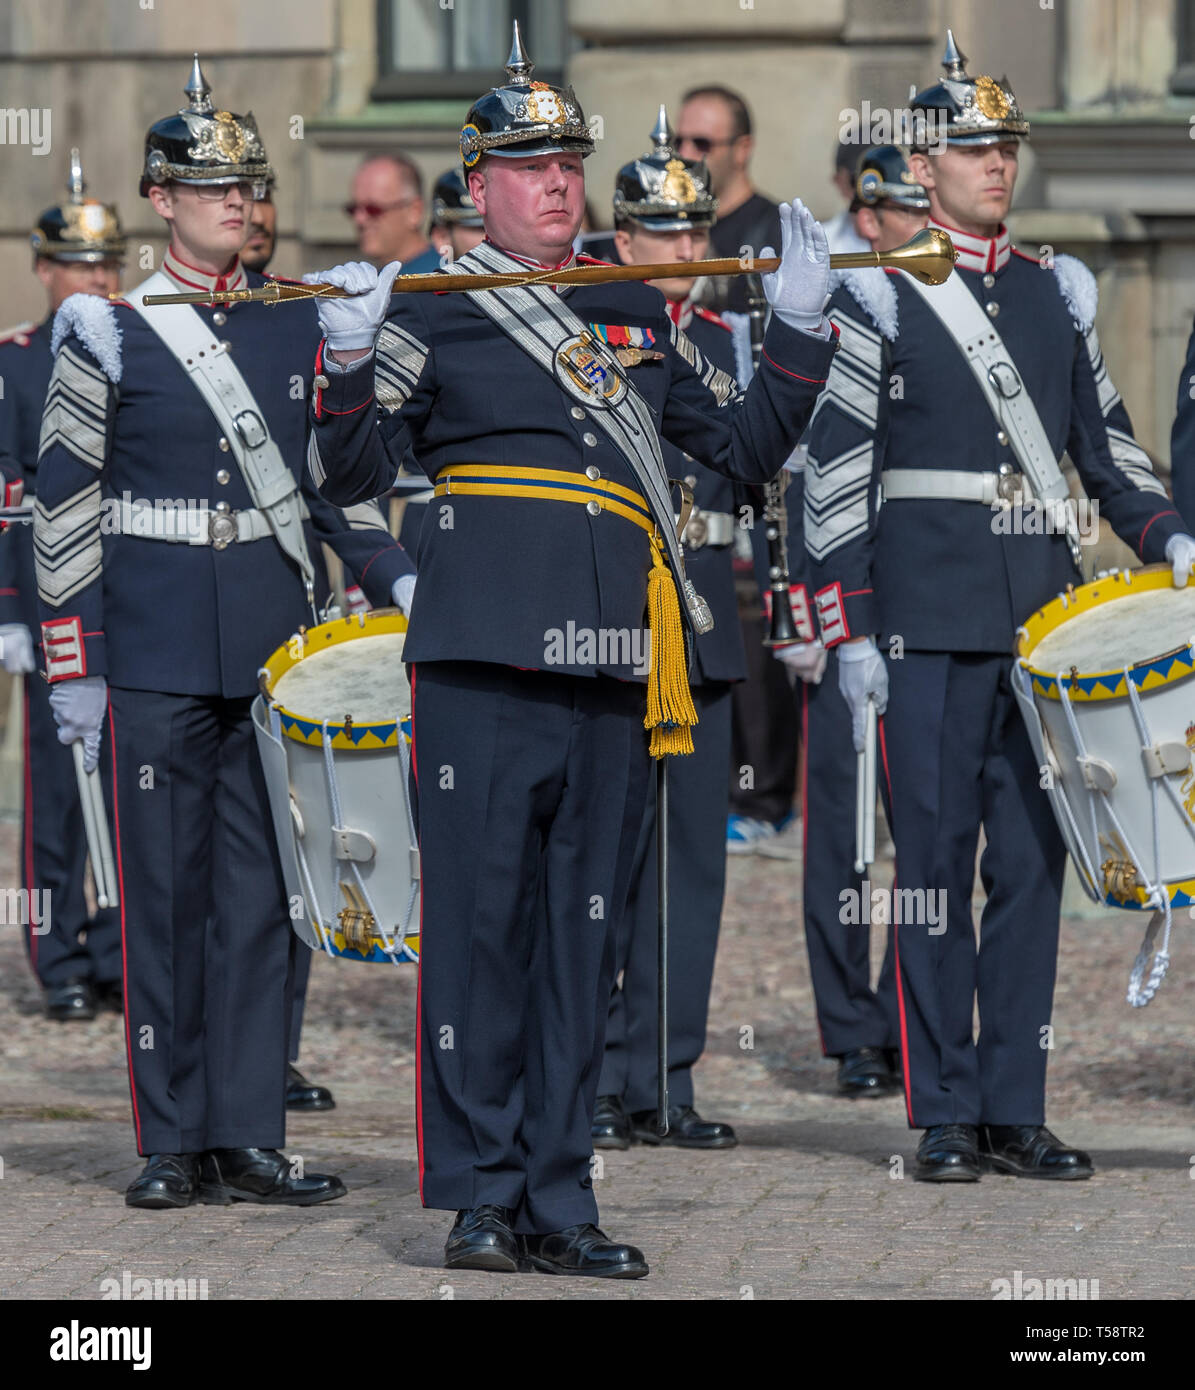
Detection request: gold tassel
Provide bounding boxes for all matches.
[644,532,698,758]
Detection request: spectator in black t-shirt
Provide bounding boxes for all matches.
[676,85,781,314]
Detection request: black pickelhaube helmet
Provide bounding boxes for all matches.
[30,148,127,265]
[431,168,483,228]
[910,30,1029,146]
[459,21,593,170]
[851,145,930,212]
[613,105,718,231]
[140,54,274,197]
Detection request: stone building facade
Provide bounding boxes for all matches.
[0,0,1193,466]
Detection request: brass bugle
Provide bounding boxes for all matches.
[126,228,957,308]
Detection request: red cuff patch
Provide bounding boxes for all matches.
[3,478,24,508]
[815,582,851,647]
[41,616,86,682]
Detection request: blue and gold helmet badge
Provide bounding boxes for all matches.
[460,123,483,168]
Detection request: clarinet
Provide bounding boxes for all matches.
[746,274,800,648]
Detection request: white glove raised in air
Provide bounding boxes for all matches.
[391,574,416,616]
[302,260,402,352]
[759,199,830,334]
[0,623,35,675]
[837,637,888,753]
[48,674,108,773]
[774,639,827,685]
[1164,532,1195,588]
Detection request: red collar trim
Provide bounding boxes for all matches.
[931,219,1010,274]
[162,245,247,297]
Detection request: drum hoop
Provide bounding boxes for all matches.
[260,608,411,747]
[1017,565,1195,702]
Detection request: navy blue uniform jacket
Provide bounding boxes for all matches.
[308,253,836,681]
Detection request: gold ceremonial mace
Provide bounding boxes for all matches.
[126,228,958,307]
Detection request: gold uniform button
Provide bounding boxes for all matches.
[218,437,231,452]
[582,431,598,447]
[216,469,230,485]
[586,500,601,517]
[570,406,586,420]
[986,301,1000,318]
[313,374,330,390]
[585,465,601,480]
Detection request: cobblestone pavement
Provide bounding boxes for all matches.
[1,814,1193,1301]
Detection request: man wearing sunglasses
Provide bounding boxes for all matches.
[346,153,440,276]
[676,86,781,317]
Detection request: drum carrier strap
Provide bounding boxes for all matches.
[125,271,317,621]
[901,268,1084,568]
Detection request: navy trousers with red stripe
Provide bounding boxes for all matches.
[21,667,121,989]
[879,652,1066,1127]
[801,651,896,1056]
[107,687,294,1155]
[600,682,731,1113]
[410,661,650,1235]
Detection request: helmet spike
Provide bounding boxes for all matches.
[650,104,673,154]
[185,53,214,114]
[67,148,85,203]
[505,19,534,84]
[942,29,968,81]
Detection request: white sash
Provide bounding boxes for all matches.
[901,267,1082,565]
[125,271,316,605]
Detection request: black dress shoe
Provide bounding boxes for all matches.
[286,1064,336,1112]
[197,1147,346,1206]
[591,1094,632,1150]
[521,1224,648,1279]
[980,1125,1094,1180]
[837,1047,900,1098]
[94,980,123,1013]
[125,1153,199,1209]
[444,1205,519,1273]
[914,1123,981,1182]
[629,1104,737,1149]
[45,978,96,1022]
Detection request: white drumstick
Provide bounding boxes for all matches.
[854,697,877,874]
[72,741,119,910]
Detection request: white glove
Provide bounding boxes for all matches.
[302,260,402,351]
[1165,532,1195,588]
[759,199,830,333]
[391,573,416,616]
[837,638,888,753]
[774,639,827,685]
[0,623,34,675]
[48,674,108,773]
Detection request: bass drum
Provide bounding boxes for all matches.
[252,609,419,965]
